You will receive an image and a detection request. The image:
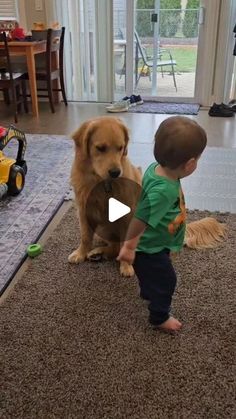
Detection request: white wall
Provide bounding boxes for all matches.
[21,0,47,31]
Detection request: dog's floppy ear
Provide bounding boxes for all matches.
[71,120,95,160]
[123,124,129,156]
[116,118,130,156]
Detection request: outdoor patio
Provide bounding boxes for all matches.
[114,71,195,99]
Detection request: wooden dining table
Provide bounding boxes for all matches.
[0,40,46,117]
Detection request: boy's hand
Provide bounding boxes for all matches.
[116,218,146,266]
[117,246,135,265]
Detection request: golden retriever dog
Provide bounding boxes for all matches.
[69,116,227,276]
[68,116,142,277]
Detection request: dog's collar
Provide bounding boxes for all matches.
[104,179,112,193]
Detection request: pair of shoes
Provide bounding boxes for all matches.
[106,94,143,112]
[122,94,143,106]
[106,99,130,113]
[208,103,235,117]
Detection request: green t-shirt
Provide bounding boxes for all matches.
[135,162,186,253]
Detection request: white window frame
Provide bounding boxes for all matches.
[198,0,236,105]
[221,0,236,102]
[125,0,134,97]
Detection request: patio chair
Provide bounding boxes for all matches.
[134,31,177,91]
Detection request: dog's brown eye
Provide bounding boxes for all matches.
[118,146,123,151]
[96,145,107,152]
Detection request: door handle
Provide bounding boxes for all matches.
[151,13,158,23]
[198,7,205,25]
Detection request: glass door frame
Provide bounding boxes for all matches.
[124,0,135,97]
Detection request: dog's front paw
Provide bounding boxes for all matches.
[68,249,86,264]
[120,261,134,277]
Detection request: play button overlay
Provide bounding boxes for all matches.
[108,198,131,222]
[85,177,149,242]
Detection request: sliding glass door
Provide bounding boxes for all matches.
[113,0,227,104]
[134,0,201,98]
[114,0,205,101]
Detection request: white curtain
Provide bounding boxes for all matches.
[45,0,114,102]
[94,0,114,102]
[44,0,82,100]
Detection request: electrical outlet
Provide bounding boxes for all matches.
[35,0,43,11]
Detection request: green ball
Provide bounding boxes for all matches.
[27,243,42,258]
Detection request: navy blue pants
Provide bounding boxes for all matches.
[133,250,177,325]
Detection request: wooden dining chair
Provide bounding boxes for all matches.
[30,27,67,113]
[0,32,28,123]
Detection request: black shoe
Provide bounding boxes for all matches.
[221,103,236,112]
[132,94,143,105]
[231,105,236,112]
[225,103,236,112]
[208,103,234,117]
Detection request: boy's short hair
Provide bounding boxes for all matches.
[154,116,207,169]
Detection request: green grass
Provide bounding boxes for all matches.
[145,46,197,72]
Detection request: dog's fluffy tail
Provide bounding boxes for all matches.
[184,217,227,249]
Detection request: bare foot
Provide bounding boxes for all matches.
[157,316,182,332]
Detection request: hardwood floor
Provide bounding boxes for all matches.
[0,101,236,148]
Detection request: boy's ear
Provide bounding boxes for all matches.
[184,157,196,171]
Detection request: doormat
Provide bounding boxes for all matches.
[0,134,73,295]
[1,206,235,418]
[128,101,200,115]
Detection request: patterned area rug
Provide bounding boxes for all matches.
[128,102,200,115]
[0,134,73,294]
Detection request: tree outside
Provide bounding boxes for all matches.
[136,0,199,38]
[136,0,182,38]
[135,0,200,73]
[182,0,200,38]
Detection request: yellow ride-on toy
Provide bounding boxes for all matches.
[0,125,27,198]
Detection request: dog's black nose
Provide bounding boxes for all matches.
[108,168,121,178]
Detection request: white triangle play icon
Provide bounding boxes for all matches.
[108,197,131,222]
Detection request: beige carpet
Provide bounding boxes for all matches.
[1,206,235,419]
